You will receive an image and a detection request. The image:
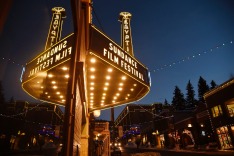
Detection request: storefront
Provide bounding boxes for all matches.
[204,78,234,150]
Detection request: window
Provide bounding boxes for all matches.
[211,105,223,117]
[216,126,233,149]
[225,99,234,117]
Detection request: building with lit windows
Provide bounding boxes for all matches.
[204,78,234,150]
[114,102,214,149]
[0,100,64,151]
[114,104,153,145]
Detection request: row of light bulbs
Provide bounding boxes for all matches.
[88,57,137,109]
[40,66,70,104]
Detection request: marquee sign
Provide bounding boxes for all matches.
[119,12,134,56]
[22,34,74,82]
[45,7,66,50]
[89,25,150,86]
[87,25,150,111]
[21,33,74,105]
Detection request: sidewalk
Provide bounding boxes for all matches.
[139,145,234,155]
[120,143,234,156]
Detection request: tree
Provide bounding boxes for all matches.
[164,99,169,106]
[0,81,6,114]
[198,76,210,103]
[172,86,185,110]
[210,80,217,89]
[185,80,197,109]
[0,81,5,105]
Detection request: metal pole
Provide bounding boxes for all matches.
[62,0,81,155]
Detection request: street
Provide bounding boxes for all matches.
[120,147,234,156]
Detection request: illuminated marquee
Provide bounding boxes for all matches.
[22,34,74,81]
[21,34,74,105]
[89,25,150,86]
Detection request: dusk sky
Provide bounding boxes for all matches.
[1,0,234,120]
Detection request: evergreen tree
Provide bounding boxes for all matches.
[210,80,217,89]
[185,80,197,109]
[0,81,5,104]
[172,86,185,110]
[0,81,6,114]
[198,76,209,103]
[164,99,169,106]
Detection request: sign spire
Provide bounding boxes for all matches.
[119,12,134,56]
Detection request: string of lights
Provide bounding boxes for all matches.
[134,103,173,119]
[0,113,60,127]
[1,57,24,67]
[151,40,233,72]
[1,40,233,73]
[1,103,40,118]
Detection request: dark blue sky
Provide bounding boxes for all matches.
[1,0,234,120]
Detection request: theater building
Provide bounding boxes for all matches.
[20,1,150,155]
[204,78,234,150]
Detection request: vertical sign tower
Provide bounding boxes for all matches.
[45,7,66,50]
[119,12,134,56]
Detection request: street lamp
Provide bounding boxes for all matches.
[93,110,101,118]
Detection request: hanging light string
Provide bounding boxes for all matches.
[1,57,24,67]
[1,40,232,73]
[0,103,41,118]
[134,103,173,119]
[0,102,62,126]
[151,40,233,72]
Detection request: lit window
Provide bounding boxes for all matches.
[211,105,223,117]
[225,99,234,117]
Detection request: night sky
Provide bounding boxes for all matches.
[1,0,234,120]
